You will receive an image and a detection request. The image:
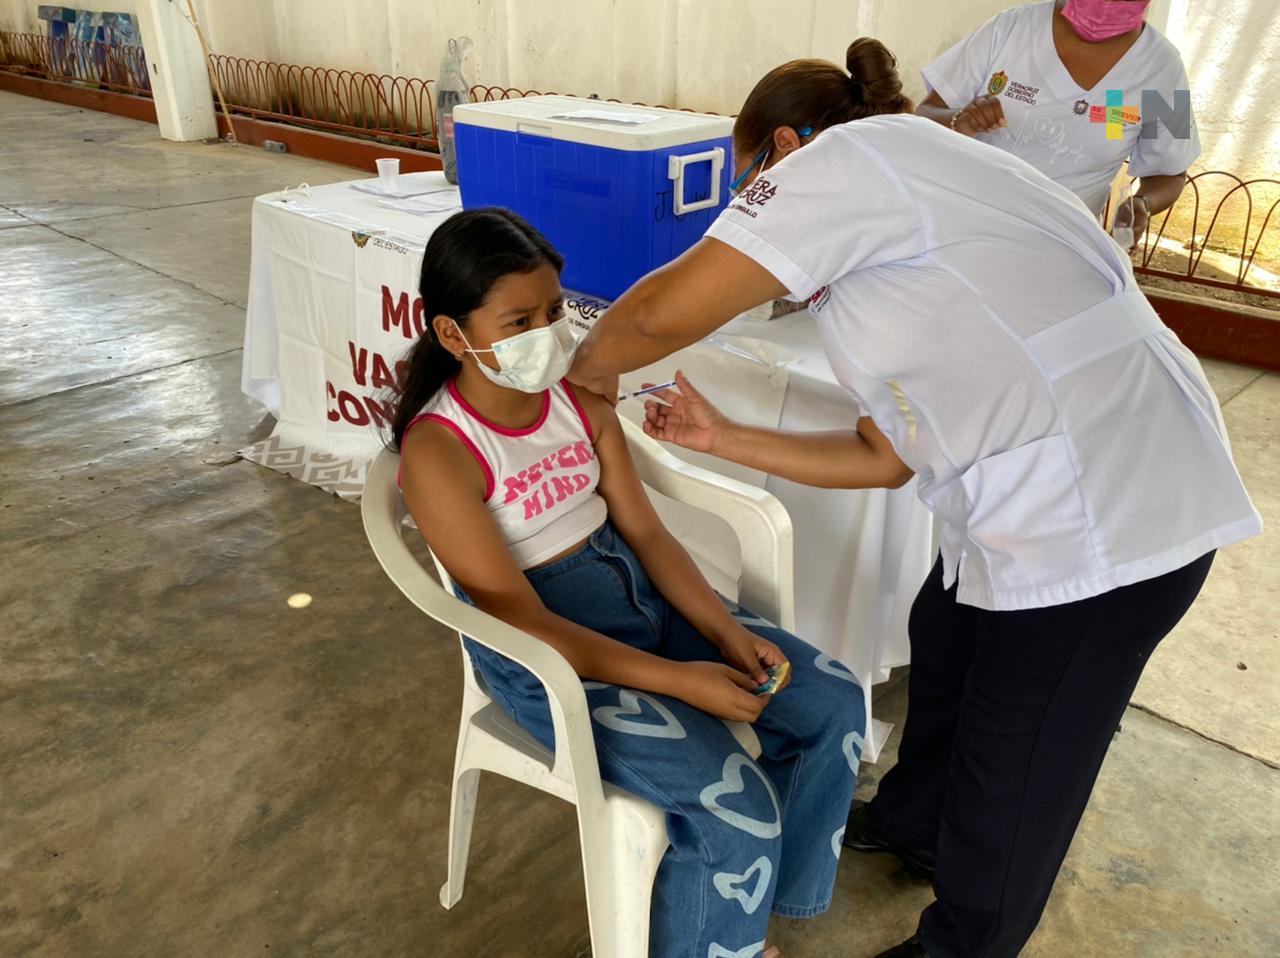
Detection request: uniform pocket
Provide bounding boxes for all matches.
[957,434,1097,591]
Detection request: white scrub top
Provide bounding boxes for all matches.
[706,114,1260,612]
[922,0,1200,216]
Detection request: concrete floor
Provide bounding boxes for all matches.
[1,92,1277,958]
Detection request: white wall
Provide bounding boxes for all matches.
[177,0,1017,112]
[192,0,278,64]
[0,0,38,32]
[1165,0,1280,179]
[2,0,1275,176]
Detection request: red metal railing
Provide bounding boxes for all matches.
[471,83,706,115]
[1130,172,1280,300]
[0,31,150,96]
[201,63,708,152]
[207,55,438,149]
[471,83,558,105]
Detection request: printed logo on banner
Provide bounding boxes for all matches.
[369,235,418,256]
[309,234,427,444]
[565,294,610,336]
[566,294,607,322]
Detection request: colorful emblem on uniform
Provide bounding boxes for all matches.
[1089,89,1141,140]
[988,71,1009,96]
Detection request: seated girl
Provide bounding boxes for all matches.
[392,208,866,958]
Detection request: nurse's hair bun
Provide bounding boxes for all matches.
[734,38,911,154]
[846,38,909,113]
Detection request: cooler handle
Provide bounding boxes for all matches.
[667,147,724,215]
[516,122,554,148]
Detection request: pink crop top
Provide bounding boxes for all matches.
[402,379,609,570]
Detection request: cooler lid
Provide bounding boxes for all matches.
[453,95,733,152]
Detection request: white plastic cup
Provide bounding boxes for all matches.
[376,158,400,194]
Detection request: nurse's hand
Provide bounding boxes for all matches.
[1129,197,1151,254]
[642,371,728,454]
[954,95,1006,136]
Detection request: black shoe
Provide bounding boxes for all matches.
[842,800,937,879]
[872,934,928,957]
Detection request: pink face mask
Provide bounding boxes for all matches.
[1062,0,1151,42]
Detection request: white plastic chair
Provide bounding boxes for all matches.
[361,416,795,958]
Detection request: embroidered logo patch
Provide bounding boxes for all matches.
[987,70,1009,96]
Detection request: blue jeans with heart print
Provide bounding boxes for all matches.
[458,521,866,958]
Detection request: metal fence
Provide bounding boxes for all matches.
[2,32,1275,301]
[0,31,150,96]
[200,59,704,152]
[1131,172,1280,300]
[207,55,438,149]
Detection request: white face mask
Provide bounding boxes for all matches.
[453,318,577,394]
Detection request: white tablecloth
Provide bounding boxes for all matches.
[241,172,936,759]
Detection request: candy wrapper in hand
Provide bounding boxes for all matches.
[752,661,790,696]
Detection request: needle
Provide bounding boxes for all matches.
[618,381,677,402]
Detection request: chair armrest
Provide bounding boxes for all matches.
[620,418,796,632]
[361,450,606,797]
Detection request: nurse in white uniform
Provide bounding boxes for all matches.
[568,38,1261,958]
[917,0,1199,247]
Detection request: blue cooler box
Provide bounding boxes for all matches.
[453,95,734,301]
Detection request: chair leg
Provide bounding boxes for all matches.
[580,801,666,958]
[439,766,481,909]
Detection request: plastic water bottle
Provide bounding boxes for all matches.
[1112,185,1136,252]
[436,37,473,185]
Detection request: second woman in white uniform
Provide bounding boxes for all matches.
[917,0,1198,245]
[568,37,1261,958]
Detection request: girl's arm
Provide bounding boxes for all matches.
[580,389,787,686]
[568,237,787,395]
[400,421,767,721]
